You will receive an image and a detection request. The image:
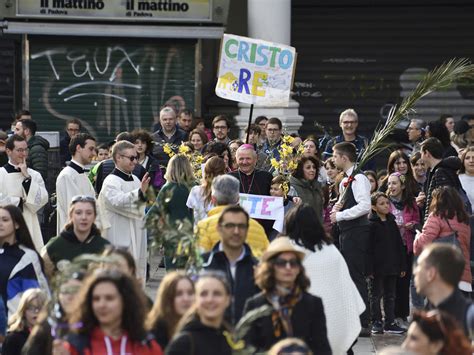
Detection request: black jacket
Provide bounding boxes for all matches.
[3,329,29,355]
[243,292,332,355]
[202,243,259,325]
[424,157,462,222]
[26,135,49,181]
[165,317,232,355]
[59,134,71,167]
[367,213,407,276]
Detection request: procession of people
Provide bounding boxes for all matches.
[0,106,473,355]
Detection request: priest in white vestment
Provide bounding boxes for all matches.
[0,135,48,251]
[97,141,150,281]
[56,133,97,234]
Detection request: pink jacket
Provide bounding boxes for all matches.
[414,213,472,285]
[390,201,420,254]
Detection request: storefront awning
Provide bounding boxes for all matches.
[1,21,224,39]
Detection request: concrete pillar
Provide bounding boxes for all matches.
[235,0,303,136]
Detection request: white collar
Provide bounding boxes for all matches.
[71,159,85,168]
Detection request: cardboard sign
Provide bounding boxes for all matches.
[239,193,284,232]
[216,34,296,106]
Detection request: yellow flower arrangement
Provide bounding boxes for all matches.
[163,142,204,181]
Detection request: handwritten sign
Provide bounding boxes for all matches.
[239,193,284,232]
[216,34,296,106]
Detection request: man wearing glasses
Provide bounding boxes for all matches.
[407,118,426,155]
[202,204,260,325]
[322,109,369,163]
[56,133,97,234]
[261,117,283,172]
[212,115,232,145]
[0,135,48,251]
[59,119,81,167]
[98,141,150,282]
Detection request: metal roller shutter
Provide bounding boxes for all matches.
[29,36,196,143]
[291,3,474,139]
[0,39,15,129]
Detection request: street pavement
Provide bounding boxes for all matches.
[146,254,405,354]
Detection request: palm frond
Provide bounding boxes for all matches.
[355,58,474,173]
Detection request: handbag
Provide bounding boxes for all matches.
[433,218,462,250]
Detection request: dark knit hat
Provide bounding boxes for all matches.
[454,120,470,135]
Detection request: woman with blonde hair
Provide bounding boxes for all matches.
[41,195,110,278]
[3,288,47,355]
[146,271,195,349]
[166,271,232,355]
[156,155,195,269]
[186,156,226,225]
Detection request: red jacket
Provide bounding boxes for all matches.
[414,213,471,285]
[66,327,163,355]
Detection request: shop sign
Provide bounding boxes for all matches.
[16,0,211,22]
[216,33,296,106]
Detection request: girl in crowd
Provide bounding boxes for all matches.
[286,205,364,355]
[188,129,208,153]
[386,172,421,318]
[290,156,324,223]
[402,310,471,355]
[62,269,163,354]
[410,152,427,191]
[229,139,244,171]
[380,151,419,196]
[166,271,232,355]
[439,114,455,133]
[364,170,379,193]
[23,272,85,355]
[191,118,212,141]
[146,271,195,349]
[303,137,327,183]
[458,146,474,208]
[187,156,226,225]
[243,237,331,355]
[3,289,47,355]
[41,196,110,278]
[102,246,137,279]
[203,142,232,172]
[132,129,164,191]
[414,186,472,294]
[0,205,49,317]
[425,121,458,158]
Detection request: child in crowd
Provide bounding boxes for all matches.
[377,169,388,189]
[386,172,422,322]
[365,170,379,193]
[88,142,112,184]
[368,192,407,335]
[268,176,301,240]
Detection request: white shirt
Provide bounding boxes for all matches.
[336,165,371,222]
[459,174,474,209]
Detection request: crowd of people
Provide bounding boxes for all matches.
[0,107,473,354]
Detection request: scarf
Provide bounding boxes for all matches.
[266,286,302,338]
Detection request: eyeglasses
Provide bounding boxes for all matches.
[219,223,249,231]
[213,125,228,130]
[273,258,301,269]
[407,127,420,131]
[59,285,81,295]
[71,195,96,204]
[120,154,138,162]
[26,306,42,313]
[67,128,80,132]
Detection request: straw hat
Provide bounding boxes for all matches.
[261,236,305,262]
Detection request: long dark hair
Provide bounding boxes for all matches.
[69,269,148,342]
[0,205,37,251]
[427,120,451,148]
[292,156,320,180]
[429,186,469,224]
[285,204,332,251]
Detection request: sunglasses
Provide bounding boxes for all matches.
[120,154,138,162]
[71,195,96,204]
[273,258,301,269]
